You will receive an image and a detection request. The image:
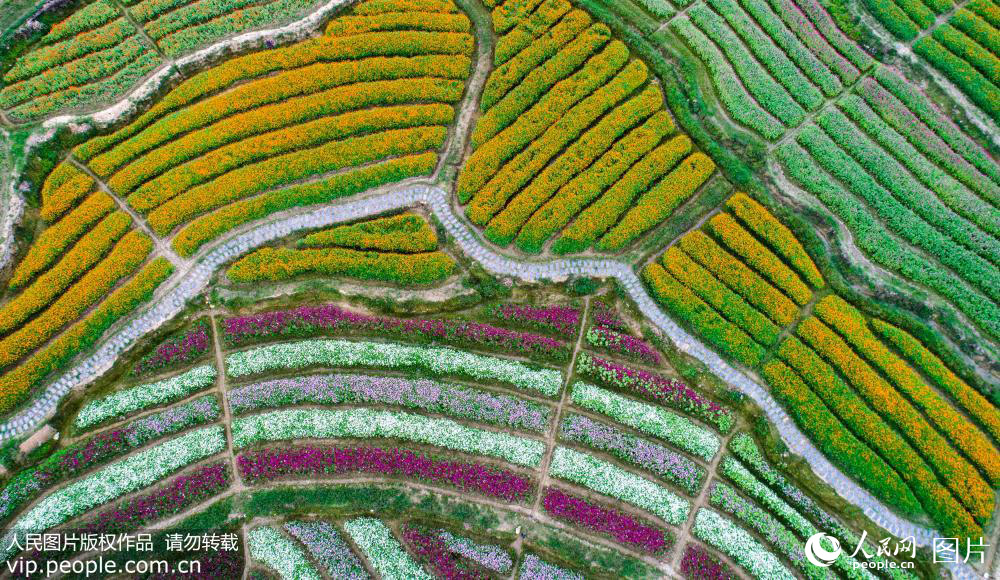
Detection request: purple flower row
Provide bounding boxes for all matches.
[0,395,220,522]
[585,326,660,365]
[284,521,368,579]
[223,304,570,361]
[560,414,704,494]
[542,487,671,553]
[228,373,549,432]
[486,304,581,338]
[237,446,534,502]
[133,320,211,377]
[402,526,486,579]
[591,303,627,332]
[679,543,738,580]
[575,353,733,433]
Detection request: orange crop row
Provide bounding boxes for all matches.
[228,247,456,285]
[326,11,470,36]
[494,0,571,65]
[299,213,439,253]
[40,162,97,222]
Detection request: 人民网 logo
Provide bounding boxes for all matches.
[805,533,842,567]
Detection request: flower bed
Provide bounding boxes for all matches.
[223,304,570,362]
[575,352,732,432]
[591,302,627,331]
[232,408,545,466]
[0,395,219,522]
[74,365,218,430]
[132,319,211,376]
[519,553,581,580]
[248,526,321,580]
[344,517,431,579]
[298,213,439,253]
[548,447,690,525]
[229,373,549,432]
[2,426,225,556]
[437,530,513,573]
[237,446,533,501]
[560,414,704,493]
[402,525,486,579]
[542,487,671,553]
[679,543,738,580]
[584,326,660,365]
[226,339,562,396]
[284,521,368,579]
[691,508,794,580]
[570,382,719,461]
[485,304,581,338]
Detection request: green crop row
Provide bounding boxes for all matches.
[40,0,119,44]
[4,18,136,83]
[932,23,999,85]
[914,36,1000,122]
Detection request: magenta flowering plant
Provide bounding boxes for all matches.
[575,352,733,433]
[485,304,581,338]
[541,487,672,553]
[584,326,660,365]
[223,304,570,362]
[679,543,738,580]
[402,525,488,579]
[237,446,534,502]
[591,302,627,332]
[132,319,211,377]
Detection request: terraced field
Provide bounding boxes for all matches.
[0,0,997,576]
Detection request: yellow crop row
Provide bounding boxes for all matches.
[494,0,571,65]
[796,316,993,521]
[299,213,439,253]
[517,110,674,253]
[467,57,645,223]
[0,212,131,336]
[553,134,691,255]
[481,9,590,110]
[814,296,1000,483]
[872,319,1000,442]
[86,32,471,176]
[706,212,812,306]
[40,162,97,222]
[459,39,626,201]
[148,126,446,235]
[0,231,151,371]
[484,84,661,245]
[643,263,766,368]
[662,246,782,346]
[107,57,467,195]
[0,258,173,414]
[677,230,798,326]
[9,192,114,289]
[599,152,714,251]
[172,153,438,256]
[777,334,981,538]
[355,0,459,14]
[126,101,455,212]
[228,247,456,285]
[492,0,545,33]
[325,11,470,36]
[724,193,824,288]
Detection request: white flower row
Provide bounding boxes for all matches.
[343,518,431,580]
[2,426,225,560]
[248,526,322,580]
[232,408,545,466]
[692,508,795,580]
[438,530,513,573]
[74,365,218,430]
[570,382,719,460]
[548,447,690,525]
[226,339,562,396]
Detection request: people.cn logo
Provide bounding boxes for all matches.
[805,533,842,567]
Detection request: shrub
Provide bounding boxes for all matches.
[227,247,456,286]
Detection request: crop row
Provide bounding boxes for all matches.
[585,326,660,365]
[571,381,720,460]
[4,18,136,84]
[932,22,999,87]
[0,230,151,371]
[75,365,217,429]
[914,36,1000,122]
[298,213,438,253]
[543,486,671,553]
[284,521,369,579]
[173,153,437,256]
[345,518,430,579]
[692,508,793,580]
[680,544,739,580]
[551,132,690,254]
[494,0,572,65]
[433,529,513,573]
[228,372,551,431]
[1,426,225,556]
[549,446,690,525]
[132,319,211,376]
[248,526,321,580]
[575,351,733,431]
[222,303,571,362]
[403,524,500,578]
[40,0,119,44]
[486,303,581,337]
[482,85,662,245]
[561,413,705,493]
[0,258,173,413]
[325,10,471,37]
[227,247,456,286]
[39,162,97,222]
[237,446,533,501]
[521,553,582,579]
[122,98,456,210]
[231,408,545,465]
